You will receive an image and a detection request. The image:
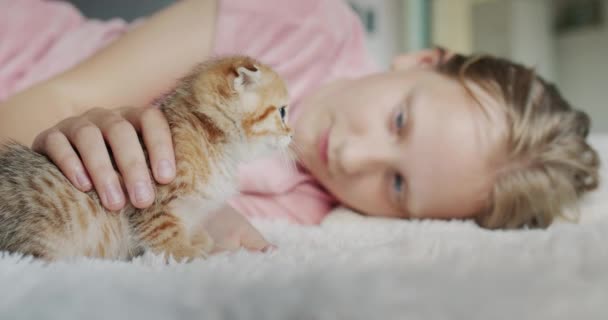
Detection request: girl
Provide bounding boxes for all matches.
[0,0,599,251]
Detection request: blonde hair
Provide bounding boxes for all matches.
[436,50,600,229]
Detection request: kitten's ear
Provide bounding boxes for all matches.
[234,65,261,92]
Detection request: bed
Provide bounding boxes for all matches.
[1,136,607,319]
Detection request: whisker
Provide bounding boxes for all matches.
[278,148,297,172]
[288,142,303,160]
[289,143,304,159]
[286,142,305,171]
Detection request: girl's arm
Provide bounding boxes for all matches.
[0,0,217,210]
[0,0,217,145]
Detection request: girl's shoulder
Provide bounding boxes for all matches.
[217,0,358,39]
[213,0,378,104]
[0,0,128,101]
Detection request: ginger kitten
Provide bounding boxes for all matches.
[0,56,291,261]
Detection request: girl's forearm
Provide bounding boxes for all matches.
[0,83,77,145]
[0,0,217,146]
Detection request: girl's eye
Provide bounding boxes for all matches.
[393,173,404,193]
[394,110,405,132]
[279,106,287,121]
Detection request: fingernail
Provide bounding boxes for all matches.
[75,169,91,189]
[157,160,174,180]
[105,183,124,206]
[134,181,153,204]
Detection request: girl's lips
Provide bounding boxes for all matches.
[318,127,330,166]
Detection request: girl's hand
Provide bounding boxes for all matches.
[202,206,275,254]
[32,106,176,211]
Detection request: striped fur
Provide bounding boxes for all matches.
[0,56,291,261]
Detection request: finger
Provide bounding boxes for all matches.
[262,244,278,253]
[32,129,92,191]
[125,107,175,184]
[208,229,242,254]
[210,240,240,254]
[240,224,272,252]
[67,121,126,211]
[98,113,155,209]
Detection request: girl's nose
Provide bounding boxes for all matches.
[337,137,390,176]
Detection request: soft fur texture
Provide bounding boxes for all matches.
[0,56,291,261]
[0,135,606,319]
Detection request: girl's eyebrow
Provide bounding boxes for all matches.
[400,89,416,138]
[398,90,419,217]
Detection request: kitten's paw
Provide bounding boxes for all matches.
[166,231,213,263]
[148,233,214,263]
[190,229,215,258]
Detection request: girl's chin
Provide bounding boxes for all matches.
[292,138,314,170]
[294,147,321,177]
[293,129,319,164]
[299,152,318,175]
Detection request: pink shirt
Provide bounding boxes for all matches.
[0,0,379,224]
[0,0,128,101]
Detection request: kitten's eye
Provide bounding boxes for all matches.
[279,105,287,121]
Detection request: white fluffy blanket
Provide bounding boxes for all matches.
[1,137,607,320]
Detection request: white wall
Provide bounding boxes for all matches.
[555,1,608,132]
[472,0,556,81]
[432,0,474,54]
[509,0,556,81]
[471,0,607,132]
[348,0,405,69]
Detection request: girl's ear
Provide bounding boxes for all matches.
[390,47,454,71]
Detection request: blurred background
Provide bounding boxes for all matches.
[69,0,607,132]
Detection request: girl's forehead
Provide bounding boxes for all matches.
[399,76,504,218]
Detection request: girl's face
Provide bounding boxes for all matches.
[293,51,505,220]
